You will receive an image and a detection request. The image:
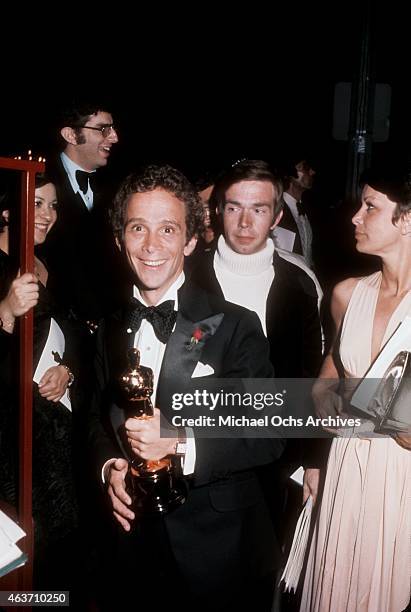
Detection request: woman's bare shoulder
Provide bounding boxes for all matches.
[333,277,360,302]
[331,277,360,324]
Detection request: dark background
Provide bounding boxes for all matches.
[2,5,409,185]
[1,4,409,283]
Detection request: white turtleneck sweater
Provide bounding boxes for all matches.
[213,235,274,336]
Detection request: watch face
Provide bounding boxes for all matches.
[176,442,187,456]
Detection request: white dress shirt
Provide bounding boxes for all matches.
[60,152,95,210]
[102,272,195,481]
[282,192,313,268]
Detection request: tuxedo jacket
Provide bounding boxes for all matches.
[40,156,125,322]
[89,281,285,594]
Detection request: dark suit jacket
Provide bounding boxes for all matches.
[188,248,329,473]
[189,249,322,378]
[89,281,285,595]
[40,156,126,322]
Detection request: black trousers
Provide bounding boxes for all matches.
[98,515,275,612]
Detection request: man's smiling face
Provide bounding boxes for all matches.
[121,188,196,304]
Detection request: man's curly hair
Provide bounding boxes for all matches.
[110,164,204,243]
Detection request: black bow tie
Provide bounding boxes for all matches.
[76,169,96,194]
[127,299,177,344]
[296,201,306,216]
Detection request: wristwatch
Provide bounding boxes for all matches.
[61,364,75,387]
[174,427,187,456]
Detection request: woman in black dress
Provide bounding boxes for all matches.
[0,174,80,591]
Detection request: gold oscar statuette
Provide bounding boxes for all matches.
[120,348,186,517]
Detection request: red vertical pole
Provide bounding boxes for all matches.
[18,169,36,589]
[0,157,44,594]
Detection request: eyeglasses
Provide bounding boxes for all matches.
[81,124,116,138]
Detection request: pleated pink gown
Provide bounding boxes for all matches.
[300,273,411,612]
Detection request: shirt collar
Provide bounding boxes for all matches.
[60,152,96,194]
[215,235,274,276]
[283,191,298,207]
[133,272,185,310]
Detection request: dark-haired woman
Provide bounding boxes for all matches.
[300,165,411,611]
[0,175,80,591]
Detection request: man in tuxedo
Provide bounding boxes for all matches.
[42,100,122,325]
[273,155,316,269]
[89,164,285,611]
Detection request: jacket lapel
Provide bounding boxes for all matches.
[158,312,224,386]
[156,283,224,414]
[107,287,225,434]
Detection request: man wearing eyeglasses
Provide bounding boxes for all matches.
[41,100,122,326]
[60,120,118,211]
[37,100,123,603]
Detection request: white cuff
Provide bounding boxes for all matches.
[181,427,196,475]
[101,458,117,483]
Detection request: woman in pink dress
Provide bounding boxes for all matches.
[300,163,411,612]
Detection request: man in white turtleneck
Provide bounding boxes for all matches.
[194,159,323,379]
[214,211,276,337]
[190,161,328,567]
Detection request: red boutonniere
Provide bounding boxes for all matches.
[187,327,204,350]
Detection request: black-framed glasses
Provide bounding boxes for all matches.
[81,124,116,138]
